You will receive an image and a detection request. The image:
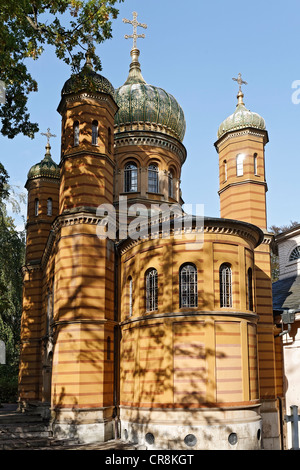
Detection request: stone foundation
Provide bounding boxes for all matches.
[51,406,115,444]
[120,405,262,450]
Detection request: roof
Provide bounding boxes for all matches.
[272,275,300,311]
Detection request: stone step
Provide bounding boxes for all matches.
[0,437,51,450]
[0,425,51,441]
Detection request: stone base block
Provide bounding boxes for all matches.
[51,406,115,444]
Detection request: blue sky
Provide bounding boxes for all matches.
[1,0,300,230]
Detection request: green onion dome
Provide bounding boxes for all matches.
[27,143,60,182]
[114,48,186,142]
[217,90,266,139]
[61,55,115,99]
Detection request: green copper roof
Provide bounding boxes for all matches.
[27,143,60,181]
[217,91,266,139]
[61,57,115,98]
[114,49,186,142]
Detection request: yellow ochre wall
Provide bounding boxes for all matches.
[119,228,260,410]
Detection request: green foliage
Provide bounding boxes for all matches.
[0,365,19,403]
[0,164,25,403]
[0,0,124,138]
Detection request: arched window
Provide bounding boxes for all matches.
[128,276,133,317]
[108,127,112,153]
[236,154,244,177]
[74,121,79,146]
[47,198,52,216]
[179,264,198,308]
[289,246,300,261]
[34,198,39,217]
[146,268,158,312]
[254,153,258,175]
[148,164,159,193]
[92,120,98,145]
[220,263,232,307]
[124,162,138,192]
[107,336,111,360]
[168,170,174,198]
[247,268,253,311]
[224,160,227,182]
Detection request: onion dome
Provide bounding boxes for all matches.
[217,89,266,139]
[114,48,186,142]
[27,143,60,182]
[61,54,115,99]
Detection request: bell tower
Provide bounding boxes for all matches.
[215,75,283,449]
[215,74,269,230]
[50,54,119,442]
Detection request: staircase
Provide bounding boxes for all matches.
[0,403,78,450]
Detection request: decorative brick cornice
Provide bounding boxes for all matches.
[214,128,269,151]
[114,130,187,164]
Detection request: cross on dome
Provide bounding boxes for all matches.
[232,73,248,92]
[41,128,56,144]
[123,11,147,50]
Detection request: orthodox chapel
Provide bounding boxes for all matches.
[18,13,285,450]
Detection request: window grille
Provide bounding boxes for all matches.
[146,269,158,312]
[92,120,98,145]
[47,198,52,216]
[248,268,253,311]
[236,154,244,176]
[289,246,300,261]
[180,264,198,308]
[220,263,232,307]
[148,164,159,193]
[124,163,138,192]
[74,121,79,146]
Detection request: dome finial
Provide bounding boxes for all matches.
[123,11,147,50]
[41,127,56,158]
[84,34,94,70]
[232,73,247,106]
[122,12,147,85]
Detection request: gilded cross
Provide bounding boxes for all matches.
[123,11,147,49]
[232,73,248,92]
[41,128,56,144]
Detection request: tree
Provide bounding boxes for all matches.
[0,164,25,367]
[0,0,124,139]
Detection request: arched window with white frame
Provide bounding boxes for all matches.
[146,268,158,312]
[179,263,198,308]
[236,154,244,177]
[220,263,232,308]
[289,246,300,261]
